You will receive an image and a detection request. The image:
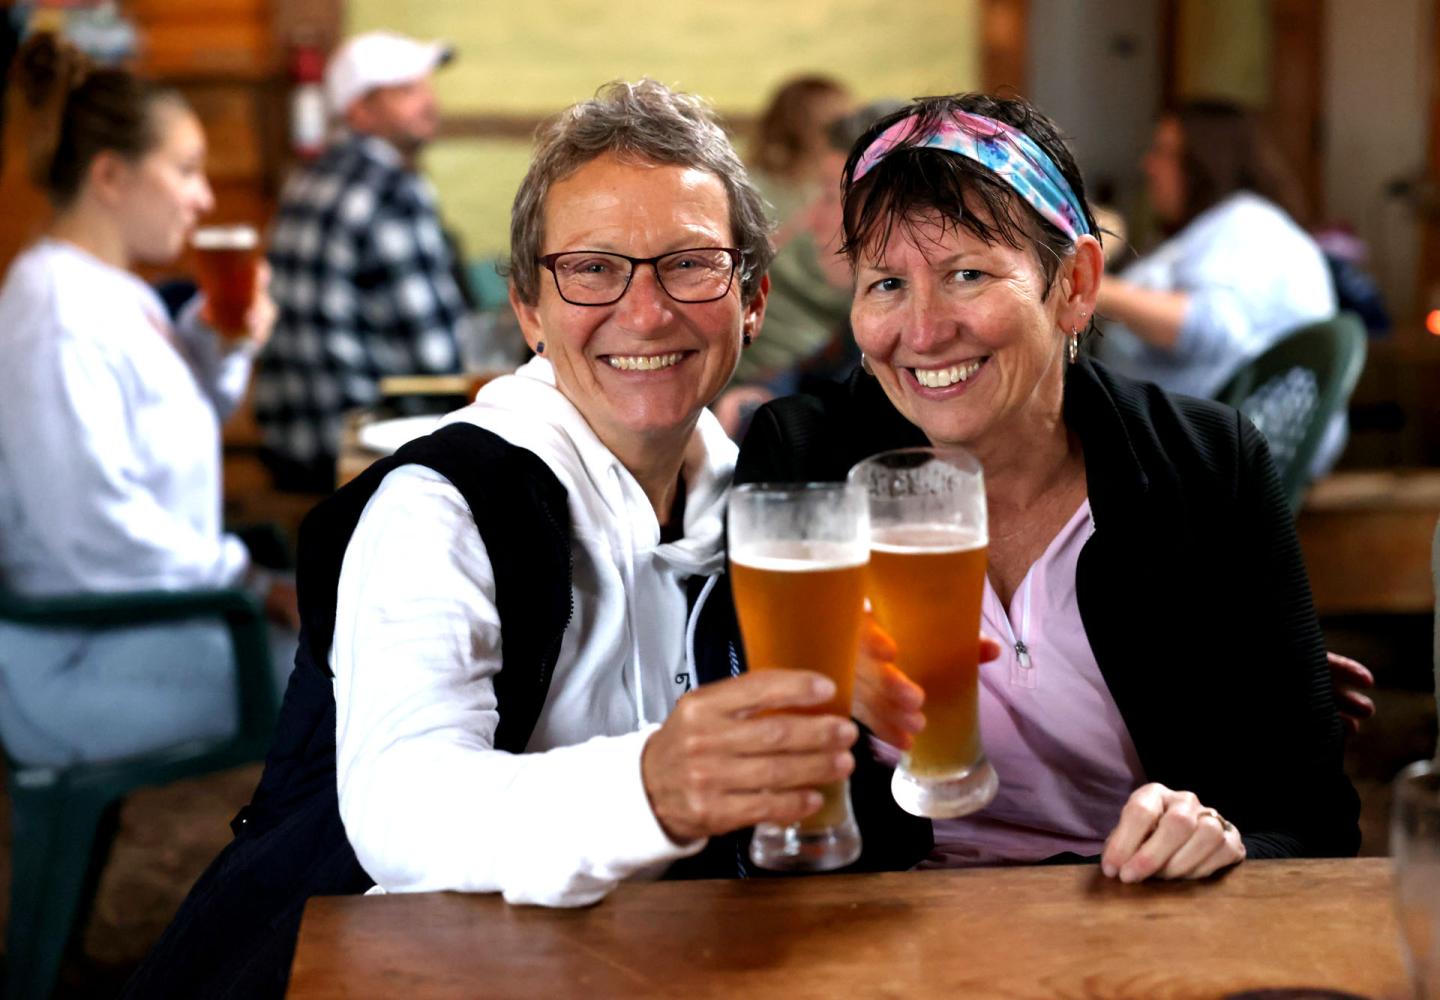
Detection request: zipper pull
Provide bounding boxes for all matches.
[1014,640,1032,669]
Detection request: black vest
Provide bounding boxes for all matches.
[125,424,718,999]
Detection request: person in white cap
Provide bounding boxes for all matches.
[255,30,474,492]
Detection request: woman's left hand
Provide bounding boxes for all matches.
[852,617,1001,749]
[1100,783,1245,882]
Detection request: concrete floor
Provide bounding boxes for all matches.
[0,617,1434,998]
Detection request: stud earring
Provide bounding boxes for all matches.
[535,340,545,355]
[742,331,752,347]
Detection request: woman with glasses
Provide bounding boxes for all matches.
[128,80,869,999]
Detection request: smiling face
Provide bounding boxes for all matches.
[511,151,766,456]
[850,206,1078,451]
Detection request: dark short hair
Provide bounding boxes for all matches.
[826,99,907,154]
[840,93,1096,296]
[1167,100,1307,228]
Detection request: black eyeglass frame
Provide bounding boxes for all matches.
[537,247,744,306]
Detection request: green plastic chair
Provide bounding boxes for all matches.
[1214,312,1367,513]
[0,587,279,1000]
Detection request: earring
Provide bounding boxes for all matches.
[860,354,874,376]
[1067,329,1080,364]
[535,340,545,355]
[742,331,752,348]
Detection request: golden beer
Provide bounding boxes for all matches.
[867,525,988,777]
[192,226,259,337]
[730,541,868,829]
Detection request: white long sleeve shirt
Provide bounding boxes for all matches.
[0,239,253,595]
[1097,192,1336,399]
[332,358,734,906]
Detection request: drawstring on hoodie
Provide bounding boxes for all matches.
[685,574,719,686]
[610,466,649,728]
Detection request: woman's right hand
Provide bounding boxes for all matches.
[640,671,857,844]
[853,617,1001,749]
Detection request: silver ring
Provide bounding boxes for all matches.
[1199,806,1235,834]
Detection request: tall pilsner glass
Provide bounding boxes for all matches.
[849,447,998,819]
[728,483,869,871]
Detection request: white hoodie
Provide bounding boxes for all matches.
[332,358,734,906]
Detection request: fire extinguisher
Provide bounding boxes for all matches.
[289,39,326,162]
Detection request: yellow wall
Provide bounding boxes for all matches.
[1175,0,1270,107]
[348,1,982,256]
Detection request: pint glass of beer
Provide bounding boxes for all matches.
[728,482,868,871]
[192,225,260,338]
[848,447,997,819]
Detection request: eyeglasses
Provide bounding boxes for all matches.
[538,247,743,306]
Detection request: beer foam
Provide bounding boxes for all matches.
[730,541,868,572]
[192,226,259,250]
[871,524,986,553]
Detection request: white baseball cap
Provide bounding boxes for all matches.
[325,31,454,115]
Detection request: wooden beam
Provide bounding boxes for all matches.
[1417,0,1440,349]
[980,0,1028,95]
[1268,0,1327,225]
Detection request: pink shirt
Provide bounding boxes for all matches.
[872,498,1146,867]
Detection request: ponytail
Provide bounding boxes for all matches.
[8,32,183,207]
[12,32,89,194]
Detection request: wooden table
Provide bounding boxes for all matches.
[289,858,1407,999]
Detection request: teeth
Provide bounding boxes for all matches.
[914,359,983,388]
[606,352,684,372]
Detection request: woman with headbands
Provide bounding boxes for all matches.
[737,93,1360,881]
[0,33,291,767]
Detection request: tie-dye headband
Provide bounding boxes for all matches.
[852,110,1091,241]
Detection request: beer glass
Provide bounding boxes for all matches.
[848,447,998,819]
[1393,759,1440,999]
[728,482,868,871]
[192,225,260,338]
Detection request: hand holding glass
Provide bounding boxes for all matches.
[728,483,868,871]
[849,447,998,819]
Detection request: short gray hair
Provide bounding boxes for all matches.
[509,79,774,306]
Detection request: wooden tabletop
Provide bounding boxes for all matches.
[288,857,1406,999]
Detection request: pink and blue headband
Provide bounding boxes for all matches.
[852,110,1092,242]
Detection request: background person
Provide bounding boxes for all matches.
[713,99,902,438]
[738,93,1360,880]
[1093,102,1338,449]
[731,73,854,388]
[0,33,292,767]
[254,30,475,492]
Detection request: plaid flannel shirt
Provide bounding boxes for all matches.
[255,133,467,469]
